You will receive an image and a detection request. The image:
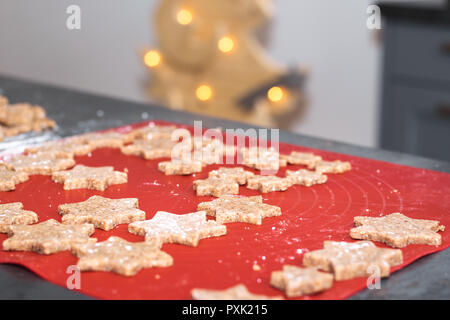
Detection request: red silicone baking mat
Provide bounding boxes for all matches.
[0,120,449,300]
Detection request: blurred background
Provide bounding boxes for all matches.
[0,0,448,160]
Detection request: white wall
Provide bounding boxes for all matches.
[271,1,380,147]
[0,0,381,147]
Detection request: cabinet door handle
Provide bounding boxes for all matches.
[436,103,450,118]
[441,42,450,55]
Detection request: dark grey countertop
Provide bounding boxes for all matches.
[0,75,449,300]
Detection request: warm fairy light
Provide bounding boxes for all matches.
[177,9,193,25]
[267,86,284,102]
[218,36,235,53]
[196,85,213,101]
[144,50,161,68]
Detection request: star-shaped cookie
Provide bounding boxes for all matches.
[285,169,327,187]
[280,151,322,167]
[127,124,178,141]
[128,211,226,246]
[239,147,287,171]
[0,202,38,233]
[52,165,127,191]
[158,158,203,175]
[0,119,55,137]
[121,138,179,159]
[303,241,403,280]
[78,131,131,149]
[247,175,294,193]
[2,219,95,254]
[191,284,283,300]
[72,236,173,276]
[0,103,52,127]
[58,195,146,231]
[208,167,254,185]
[350,212,445,248]
[193,138,236,165]
[197,195,281,225]
[0,164,29,191]
[193,177,239,197]
[2,153,75,175]
[270,265,333,297]
[311,160,351,174]
[26,138,92,157]
[0,124,28,138]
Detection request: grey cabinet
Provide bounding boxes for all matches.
[379,3,450,161]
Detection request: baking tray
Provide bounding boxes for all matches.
[0,120,449,299]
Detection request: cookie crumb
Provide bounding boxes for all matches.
[252,264,261,271]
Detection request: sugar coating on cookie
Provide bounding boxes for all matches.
[247,175,293,193]
[3,219,95,254]
[303,241,403,281]
[128,211,226,246]
[280,151,322,167]
[52,164,127,191]
[270,265,333,297]
[0,202,38,233]
[58,195,146,231]
[158,159,203,175]
[350,212,445,248]
[286,169,327,187]
[121,138,180,159]
[72,236,173,276]
[0,164,29,191]
[191,284,283,300]
[311,160,351,174]
[3,153,75,175]
[208,167,254,185]
[197,195,281,225]
[193,177,239,197]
